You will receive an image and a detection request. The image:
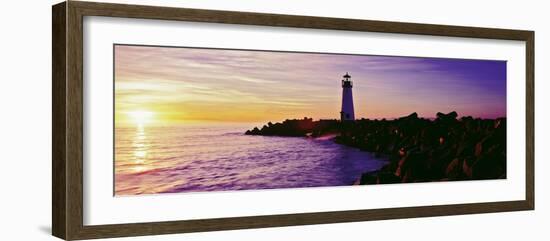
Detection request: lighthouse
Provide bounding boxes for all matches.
[340,72,355,121]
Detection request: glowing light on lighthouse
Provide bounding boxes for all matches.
[340,72,355,121]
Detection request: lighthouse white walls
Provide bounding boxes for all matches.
[341,87,355,121]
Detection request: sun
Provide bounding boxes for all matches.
[127,110,155,126]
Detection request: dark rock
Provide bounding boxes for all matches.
[376,172,401,184]
[436,111,458,121]
[358,172,378,185]
[445,158,462,179]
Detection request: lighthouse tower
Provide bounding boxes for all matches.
[340,72,355,121]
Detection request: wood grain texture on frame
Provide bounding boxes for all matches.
[52,1,535,240]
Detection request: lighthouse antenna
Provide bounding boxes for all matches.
[343,72,351,79]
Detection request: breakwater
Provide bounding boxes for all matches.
[245,112,506,184]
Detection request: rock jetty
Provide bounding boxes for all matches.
[245,112,506,184]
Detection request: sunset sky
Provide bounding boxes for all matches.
[114,45,506,125]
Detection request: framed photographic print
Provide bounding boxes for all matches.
[52,1,534,240]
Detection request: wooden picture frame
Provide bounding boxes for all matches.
[52,1,534,240]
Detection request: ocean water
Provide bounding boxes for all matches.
[115,123,388,195]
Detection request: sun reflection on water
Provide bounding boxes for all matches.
[131,125,150,173]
